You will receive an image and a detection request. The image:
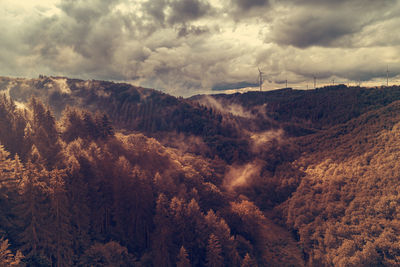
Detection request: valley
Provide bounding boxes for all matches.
[0,76,400,266]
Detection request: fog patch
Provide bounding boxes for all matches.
[157,132,210,156]
[14,101,26,110]
[250,129,284,153]
[223,161,263,191]
[51,77,71,94]
[198,96,254,118]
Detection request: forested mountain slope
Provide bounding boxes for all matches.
[0,95,274,266]
[1,76,400,266]
[279,100,400,265]
[0,76,251,163]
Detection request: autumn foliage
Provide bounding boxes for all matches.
[2,77,400,266]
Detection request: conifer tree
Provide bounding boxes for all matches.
[48,169,73,266]
[0,237,24,266]
[28,97,62,168]
[206,234,223,267]
[241,253,257,267]
[60,107,85,143]
[64,139,91,262]
[0,95,30,160]
[18,161,51,265]
[0,149,24,249]
[152,194,173,267]
[97,114,114,139]
[176,246,191,267]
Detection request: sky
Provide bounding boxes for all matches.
[1,0,400,96]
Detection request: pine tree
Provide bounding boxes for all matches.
[176,246,191,267]
[28,97,62,168]
[184,198,207,265]
[206,234,223,267]
[152,194,173,267]
[205,210,240,266]
[241,253,257,267]
[64,139,91,263]
[0,237,24,266]
[0,94,30,160]
[48,169,73,266]
[60,107,85,143]
[83,112,99,140]
[97,114,114,139]
[0,149,24,249]
[18,161,51,265]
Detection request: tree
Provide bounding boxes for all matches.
[176,246,191,267]
[48,169,73,266]
[152,194,173,267]
[0,94,30,160]
[79,241,135,266]
[60,107,85,143]
[0,237,23,266]
[97,114,114,139]
[18,161,51,265]
[28,97,62,168]
[83,112,99,140]
[241,253,257,267]
[206,234,223,267]
[63,140,91,263]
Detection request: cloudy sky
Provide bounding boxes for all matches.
[1,0,400,96]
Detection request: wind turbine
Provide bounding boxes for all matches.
[258,68,264,91]
[387,64,389,87]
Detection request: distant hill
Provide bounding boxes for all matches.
[192,84,400,130]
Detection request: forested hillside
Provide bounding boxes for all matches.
[2,76,400,266]
[0,95,279,266]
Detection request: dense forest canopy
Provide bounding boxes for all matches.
[1,76,400,266]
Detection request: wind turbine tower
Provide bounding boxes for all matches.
[314,76,316,89]
[387,65,389,87]
[258,68,264,91]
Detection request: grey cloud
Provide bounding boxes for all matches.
[2,0,400,97]
[177,25,210,37]
[141,0,168,25]
[282,0,396,8]
[271,14,361,48]
[269,0,399,48]
[141,0,212,26]
[227,0,271,20]
[57,0,121,23]
[234,0,269,10]
[168,0,212,25]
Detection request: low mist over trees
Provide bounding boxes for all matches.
[0,95,267,266]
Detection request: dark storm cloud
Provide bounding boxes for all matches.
[141,0,213,26]
[141,0,168,25]
[177,25,210,37]
[234,0,269,10]
[227,0,271,20]
[168,0,211,24]
[271,14,361,48]
[269,0,399,48]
